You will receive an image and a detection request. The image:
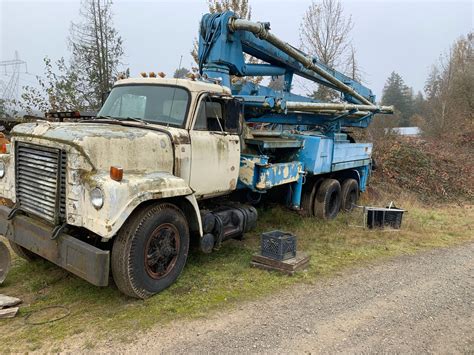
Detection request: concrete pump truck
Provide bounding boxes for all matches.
[0,12,392,298]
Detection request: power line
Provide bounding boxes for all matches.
[0,51,28,103]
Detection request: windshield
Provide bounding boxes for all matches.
[98,85,190,127]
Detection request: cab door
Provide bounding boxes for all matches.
[189,95,242,198]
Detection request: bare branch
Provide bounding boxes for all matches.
[299,0,355,101]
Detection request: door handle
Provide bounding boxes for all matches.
[210,131,227,136]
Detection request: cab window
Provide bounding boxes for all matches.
[193,97,241,133]
[194,100,224,131]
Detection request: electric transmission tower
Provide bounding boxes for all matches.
[0,51,28,103]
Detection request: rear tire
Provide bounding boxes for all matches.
[341,179,359,212]
[111,203,190,299]
[301,183,316,217]
[313,179,341,220]
[300,179,320,217]
[9,241,39,261]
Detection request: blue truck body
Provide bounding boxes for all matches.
[197,11,388,211]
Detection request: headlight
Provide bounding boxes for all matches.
[0,161,5,178]
[90,187,104,209]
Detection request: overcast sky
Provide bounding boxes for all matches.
[1,0,472,101]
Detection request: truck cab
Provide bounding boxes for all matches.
[99,78,243,199]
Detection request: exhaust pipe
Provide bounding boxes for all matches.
[0,240,11,284]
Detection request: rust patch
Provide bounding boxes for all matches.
[229,178,237,190]
[174,155,182,176]
[152,192,163,199]
[173,132,190,145]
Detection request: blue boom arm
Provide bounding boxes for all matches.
[197,11,392,129]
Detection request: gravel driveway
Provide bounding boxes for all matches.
[104,242,474,353]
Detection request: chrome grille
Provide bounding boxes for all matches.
[15,142,66,224]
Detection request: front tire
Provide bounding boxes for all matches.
[111,203,190,299]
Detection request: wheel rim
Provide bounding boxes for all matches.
[144,223,180,280]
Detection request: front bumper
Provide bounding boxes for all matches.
[0,205,109,286]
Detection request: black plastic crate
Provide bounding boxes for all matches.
[261,230,297,261]
[366,207,404,229]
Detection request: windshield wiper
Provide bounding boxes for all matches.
[95,115,121,121]
[123,117,148,125]
[95,115,148,125]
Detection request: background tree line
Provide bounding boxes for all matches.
[379,32,472,143]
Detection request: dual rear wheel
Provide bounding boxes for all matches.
[303,178,359,220]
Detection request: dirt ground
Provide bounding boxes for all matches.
[59,241,474,353]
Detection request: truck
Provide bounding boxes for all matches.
[0,11,392,298]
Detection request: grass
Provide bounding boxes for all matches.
[0,193,473,352]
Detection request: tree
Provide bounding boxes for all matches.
[208,0,251,18]
[191,0,262,84]
[347,45,362,82]
[412,91,425,116]
[267,76,285,91]
[381,72,414,126]
[69,0,124,110]
[22,0,124,113]
[0,99,7,117]
[406,91,427,127]
[173,67,191,79]
[21,57,82,113]
[299,0,354,101]
[191,0,251,64]
[423,32,473,140]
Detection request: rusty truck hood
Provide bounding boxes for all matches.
[11,121,174,172]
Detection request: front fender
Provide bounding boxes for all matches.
[74,171,195,239]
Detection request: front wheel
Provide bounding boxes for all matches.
[111,203,189,299]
